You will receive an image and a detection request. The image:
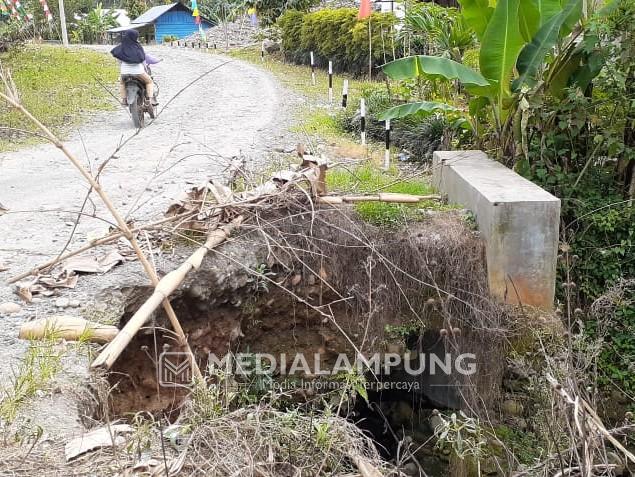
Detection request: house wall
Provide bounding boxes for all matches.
[155,10,211,43]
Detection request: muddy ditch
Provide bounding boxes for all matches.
[88,207,513,473]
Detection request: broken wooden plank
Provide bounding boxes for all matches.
[65,424,133,461]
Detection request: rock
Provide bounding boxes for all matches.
[429,413,445,432]
[481,456,501,475]
[0,301,22,315]
[55,297,70,308]
[263,39,280,53]
[606,451,626,476]
[392,401,413,426]
[501,399,524,416]
[610,389,630,405]
[402,462,419,476]
[69,300,81,308]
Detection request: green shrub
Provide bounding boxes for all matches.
[163,35,177,43]
[277,8,397,76]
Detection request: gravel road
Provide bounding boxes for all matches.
[0,45,298,435]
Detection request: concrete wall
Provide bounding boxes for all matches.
[432,151,560,310]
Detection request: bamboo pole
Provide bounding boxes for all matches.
[91,216,243,370]
[6,212,195,285]
[318,193,441,204]
[19,316,119,344]
[0,91,202,379]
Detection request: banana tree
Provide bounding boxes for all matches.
[379,0,599,156]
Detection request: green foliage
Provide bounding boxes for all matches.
[583,280,635,395]
[381,55,489,85]
[124,0,147,21]
[70,3,119,44]
[402,3,475,61]
[22,0,93,39]
[522,89,635,302]
[494,425,545,465]
[339,83,467,162]
[278,8,397,75]
[479,0,526,116]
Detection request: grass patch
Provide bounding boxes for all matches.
[229,48,372,101]
[0,333,65,423]
[0,45,118,150]
[328,162,441,227]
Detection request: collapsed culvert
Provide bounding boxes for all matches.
[89,207,514,474]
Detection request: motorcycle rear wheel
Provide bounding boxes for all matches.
[129,95,145,128]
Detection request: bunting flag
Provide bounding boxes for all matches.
[191,0,202,31]
[0,0,9,17]
[358,0,371,19]
[8,0,26,21]
[39,0,53,22]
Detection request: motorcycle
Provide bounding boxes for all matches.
[123,54,161,129]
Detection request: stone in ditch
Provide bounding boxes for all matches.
[55,297,70,308]
[501,399,524,416]
[263,40,280,53]
[69,299,81,308]
[0,302,22,315]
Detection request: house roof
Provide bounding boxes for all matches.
[108,22,149,33]
[132,3,178,24]
[108,2,213,33]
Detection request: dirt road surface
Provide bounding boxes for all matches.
[0,46,297,435]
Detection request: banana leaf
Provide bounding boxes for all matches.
[479,0,526,112]
[382,55,489,87]
[377,101,459,120]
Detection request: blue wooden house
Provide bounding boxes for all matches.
[108,2,214,44]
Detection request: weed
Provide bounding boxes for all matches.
[0,328,65,424]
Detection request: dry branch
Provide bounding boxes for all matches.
[19,316,119,343]
[91,216,243,370]
[6,212,196,284]
[0,89,202,379]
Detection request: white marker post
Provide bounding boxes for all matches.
[384,119,391,170]
[261,41,265,61]
[360,98,366,145]
[341,79,349,108]
[328,61,333,104]
[310,51,316,86]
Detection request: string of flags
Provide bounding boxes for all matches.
[0,0,52,22]
[191,0,200,24]
[190,0,206,40]
[39,0,53,22]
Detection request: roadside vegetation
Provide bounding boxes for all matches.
[0,45,117,150]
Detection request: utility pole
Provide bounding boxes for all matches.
[58,0,68,47]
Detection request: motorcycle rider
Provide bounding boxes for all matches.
[111,30,157,106]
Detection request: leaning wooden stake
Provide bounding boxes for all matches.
[0,90,202,379]
[92,216,243,370]
[319,193,441,204]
